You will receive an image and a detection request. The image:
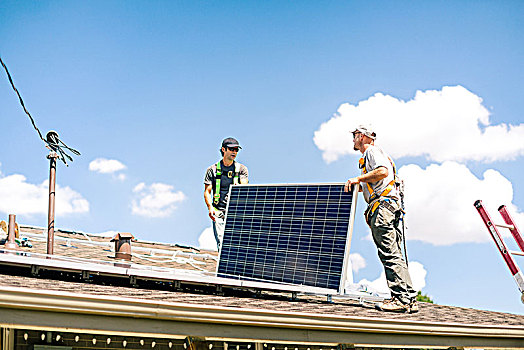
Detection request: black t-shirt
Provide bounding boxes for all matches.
[204,161,248,210]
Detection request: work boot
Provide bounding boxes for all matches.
[408,300,419,313]
[375,297,410,313]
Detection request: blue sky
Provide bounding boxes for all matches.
[1,1,523,314]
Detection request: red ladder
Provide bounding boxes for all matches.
[474,200,524,303]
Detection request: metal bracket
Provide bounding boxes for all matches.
[31,265,40,276]
[173,280,182,291]
[82,270,91,281]
[130,275,138,287]
[216,284,223,295]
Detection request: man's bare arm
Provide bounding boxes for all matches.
[204,184,216,221]
[344,166,388,192]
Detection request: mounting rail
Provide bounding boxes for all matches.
[0,249,382,303]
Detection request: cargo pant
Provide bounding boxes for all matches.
[369,198,417,304]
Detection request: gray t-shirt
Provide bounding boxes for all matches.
[360,145,398,203]
[204,161,248,210]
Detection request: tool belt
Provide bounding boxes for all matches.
[364,197,399,226]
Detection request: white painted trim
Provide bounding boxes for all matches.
[0,286,522,339]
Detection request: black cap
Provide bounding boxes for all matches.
[221,137,242,149]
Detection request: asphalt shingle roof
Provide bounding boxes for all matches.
[1,225,523,328]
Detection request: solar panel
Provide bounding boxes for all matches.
[217,183,357,294]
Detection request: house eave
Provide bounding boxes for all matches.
[0,286,523,348]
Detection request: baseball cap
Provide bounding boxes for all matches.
[221,137,242,149]
[352,125,376,140]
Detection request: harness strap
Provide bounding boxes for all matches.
[370,200,381,218]
[213,162,221,205]
[213,161,241,205]
[233,162,240,185]
[360,155,397,215]
[360,157,396,203]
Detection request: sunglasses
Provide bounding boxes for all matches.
[227,147,240,152]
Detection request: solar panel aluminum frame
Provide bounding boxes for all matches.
[217,183,359,295]
[0,249,338,295]
[339,183,359,293]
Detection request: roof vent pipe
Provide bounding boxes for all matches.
[5,214,20,250]
[111,232,135,261]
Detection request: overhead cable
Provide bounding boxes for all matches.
[0,56,80,165]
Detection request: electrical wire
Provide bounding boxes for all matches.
[0,56,80,165]
[0,57,45,141]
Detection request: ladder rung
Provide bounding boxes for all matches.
[495,223,515,230]
[510,250,524,257]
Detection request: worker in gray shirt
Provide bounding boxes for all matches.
[345,125,418,313]
[204,137,248,250]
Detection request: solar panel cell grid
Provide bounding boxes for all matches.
[217,184,355,292]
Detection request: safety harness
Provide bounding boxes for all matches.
[360,153,409,264]
[213,161,241,206]
[360,155,398,217]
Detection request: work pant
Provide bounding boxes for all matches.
[369,199,416,304]
[212,208,226,250]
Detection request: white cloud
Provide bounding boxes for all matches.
[355,261,427,296]
[133,182,145,192]
[410,262,427,292]
[350,252,366,272]
[0,173,89,216]
[198,226,218,251]
[400,161,524,245]
[313,86,524,163]
[131,182,186,218]
[344,253,367,285]
[92,230,118,238]
[115,173,127,181]
[89,158,127,174]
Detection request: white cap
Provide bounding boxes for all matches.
[351,125,376,140]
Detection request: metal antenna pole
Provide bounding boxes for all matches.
[47,151,59,255]
[0,58,82,254]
